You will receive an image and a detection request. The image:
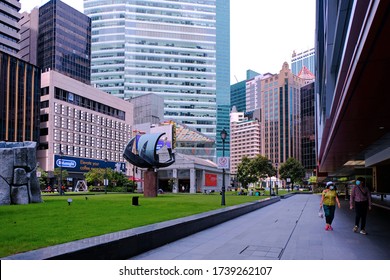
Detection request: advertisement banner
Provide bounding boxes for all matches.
[205,173,217,187]
[54,155,126,173]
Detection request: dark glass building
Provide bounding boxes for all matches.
[37,0,91,84]
[300,82,316,174]
[0,51,40,142]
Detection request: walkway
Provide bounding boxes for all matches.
[131,194,390,260]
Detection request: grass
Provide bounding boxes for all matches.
[0,192,267,258]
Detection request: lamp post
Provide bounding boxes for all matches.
[220,128,227,206]
[104,158,108,194]
[59,151,63,195]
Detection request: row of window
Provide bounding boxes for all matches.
[53,143,123,162]
[53,87,126,121]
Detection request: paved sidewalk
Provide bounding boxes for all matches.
[131,194,390,260]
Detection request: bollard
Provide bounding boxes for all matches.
[132,196,139,206]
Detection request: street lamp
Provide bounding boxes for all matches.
[220,128,227,206]
[104,158,108,194]
[59,151,63,195]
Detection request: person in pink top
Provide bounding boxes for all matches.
[350,177,372,235]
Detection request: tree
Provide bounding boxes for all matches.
[237,156,257,189]
[37,167,48,189]
[53,167,69,188]
[84,168,105,187]
[278,158,306,186]
[84,168,134,192]
[251,155,276,180]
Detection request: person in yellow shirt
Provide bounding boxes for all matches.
[320,181,341,230]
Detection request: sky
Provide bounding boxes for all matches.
[20,0,316,84]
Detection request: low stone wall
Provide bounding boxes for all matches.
[0,142,42,205]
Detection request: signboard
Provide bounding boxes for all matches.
[205,173,217,187]
[54,155,126,173]
[217,157,230,169]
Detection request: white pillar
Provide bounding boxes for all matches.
[190,168,196,193]
[172,168,178,193]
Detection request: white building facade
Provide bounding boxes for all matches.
[84,0,230,140]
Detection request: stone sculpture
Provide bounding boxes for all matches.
[0,142,42,205]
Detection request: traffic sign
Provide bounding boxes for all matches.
[217,157,230,169]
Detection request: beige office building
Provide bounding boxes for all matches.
[260,62,304,166]
[229,107,261,175]
[38,70,133,185]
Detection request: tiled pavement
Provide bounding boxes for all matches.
[131,194,390,260]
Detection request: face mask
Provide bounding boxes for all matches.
[329,186,334,190]
[356,180,361,186]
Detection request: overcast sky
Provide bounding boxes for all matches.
[20,0,315,84]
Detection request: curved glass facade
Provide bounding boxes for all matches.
[85,0,229,140]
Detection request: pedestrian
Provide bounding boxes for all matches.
[350,177,371,235]
[320,181,341,231]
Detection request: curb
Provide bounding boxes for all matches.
[2,196,280,260]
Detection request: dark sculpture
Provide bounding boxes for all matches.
[123,133,175,169]
[123,133,175,197]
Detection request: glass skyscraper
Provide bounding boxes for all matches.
[38,0,91,84]
[291,48,315,76]
[84,0,230,145]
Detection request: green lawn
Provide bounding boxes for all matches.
[0,192,266,258]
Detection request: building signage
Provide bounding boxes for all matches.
[54,155,126,173]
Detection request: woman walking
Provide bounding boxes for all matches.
[320,181,341,230]
[350,177,372,235]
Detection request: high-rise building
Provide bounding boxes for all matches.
[38,0,91,84]
[84,0,230,147]
[300,81,316,175]
[0,50,41,142]
[315,0,390,194]
[230,70,261,115]
[291,48,315,76]
[260,62,304,166]
[19,7,39,65]
[298,66,315,177]
[230,80,246,113]
[0,0,21,56]
[229,106,260,175]
[38,70,133,186]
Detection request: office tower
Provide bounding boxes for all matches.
[300,81,316,175]
[0,0,21,56]
[19,7,39,64]
[230,70,261,114]
[291,48,315,76]
[38,70,133,186]
[229,106,260,175]
[231,80,246,113]
[260,62,304,165]
[84,0,230,148]
[0,50,40,142]
[38,0,91,84]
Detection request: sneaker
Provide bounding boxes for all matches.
[325,225,329,230]
[329,225,333,231]
[360,230,367,235]
[353,226,358,233]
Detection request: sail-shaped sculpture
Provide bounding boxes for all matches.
[123,133,175,169]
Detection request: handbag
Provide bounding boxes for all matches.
[318,206,324,218]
